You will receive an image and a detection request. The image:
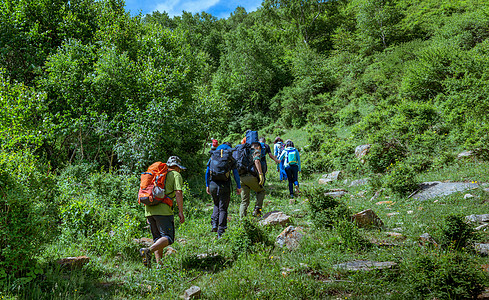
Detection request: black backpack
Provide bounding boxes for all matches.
[233,143,256,176]
[209,148,235,181]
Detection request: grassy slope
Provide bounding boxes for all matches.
[14,128,489,299]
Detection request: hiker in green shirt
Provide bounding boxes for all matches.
[140,156,186,267]
[239,142,266,218]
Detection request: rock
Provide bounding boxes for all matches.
[57,256,90,268]
[464,194,475,199]
[276,226,304,250]
[321,171,342,181]
[475,244,489,256]
[165,247,177,256]
[259,211,290,226]
[386,212,399,217]
[376,201,394,205]
[355,145,372,161]
[419,233,439,247]
[412,181,479,201]
[370,189,384,201]
[133,237,153,248]
[349,178,370,187]
[318,178,330,185]
[466,214,489,224]
[385,232,405,239]
[484,188,489,194]
[476,224,489,231]
[457,150,474,159]
[178,238,187,245]
[357,190,367,197]
[183,285,201,300]
[325,191,348,198]
[351,209,384,228]
[334,260,397,271]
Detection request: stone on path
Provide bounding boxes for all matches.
[334,260,397,271]
[133,237,153,247]
[385,232,405,239]
[349,178,370,187]
[259,211,290,226]
[57,256,90,268]
[466,214,489,224]
[457,150,475,159]
[325,190,348,198]
[183,286,201,300]
[276,226,304,250]
[475,244,489,256]
[355,145,371,162]
[412,181,479,201]
[419,233,439,247]
[165,247,177,256]
[319,171,342,184]
[351,209,384,228]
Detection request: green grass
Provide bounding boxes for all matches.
[5,157,489,299]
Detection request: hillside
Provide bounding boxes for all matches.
[2,0,489,298]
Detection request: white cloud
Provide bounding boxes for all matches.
[154,0,221,17]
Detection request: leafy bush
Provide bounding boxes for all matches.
[438,214,478,250]
[229,218,272,258]
[402,251,486,299]
[382,161,418,196]
[365,142,406,174]
[304,187,350,228]
[335,220,371,251]
[0,151,59,284]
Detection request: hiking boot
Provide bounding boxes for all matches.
[139,248,151,267]
[211,227,218,232]
[290,193,295,198]
[252,207,262,217]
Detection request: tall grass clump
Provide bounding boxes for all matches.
[304,187,350,228]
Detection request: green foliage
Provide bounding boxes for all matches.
[335,220,371,252]
[382,161,418,196]
[229,218,272,258]
[402,251,486,299]
[304,186,350,228]
[365,142,406,174]
[438,214,478,250]
[0,150,58,284]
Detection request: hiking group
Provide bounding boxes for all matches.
[137,130,301,267]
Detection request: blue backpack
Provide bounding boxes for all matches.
[286,149,298,165]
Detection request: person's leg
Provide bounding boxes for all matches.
[246,175,265,215]
[218,181,231,236]
[209,181,219,231]
[239,176,251,218]
[285,166,294,196]
[291,165,300,194]
[147,215,175,265]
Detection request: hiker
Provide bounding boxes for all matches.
[210,139,218,151]
[277,140,301,198]
[259,137,280,175]
[239,141,266,217]
[139,156,186,267]
[273,137,287,181]
[205,142,241,238]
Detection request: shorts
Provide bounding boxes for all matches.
[147,215,175,245]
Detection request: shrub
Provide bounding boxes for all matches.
[382,161,418,196]
[335,220,371,252]
[0,151,59,284]
[365,141,406,174]
[438,214,478,250]
[402,251,486,299]
[304,187,350,228]
[229,218,272,258]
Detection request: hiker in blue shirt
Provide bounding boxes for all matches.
[273,137,287,181]
[205,142,241,238]
[277,140,301,198]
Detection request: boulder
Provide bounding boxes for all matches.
[476,224,489,231]
[412,181,479,201]
[457,150,474,159]
[351,209,384,228]
[349,178,370,187]
[475,243,489,256]
[334,260,397,271]
[419,233,439,247]
[319,171,342,184]
[464,193,475,199]
[355,145,372,161]
[259,211,290,226]
[57,256,90,268]
[183,286,201,300]
[133,237,153,247]
[466,214,489,224]
[325,191,347,198]
[276,226,304,250]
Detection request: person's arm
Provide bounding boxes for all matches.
[232,168,242,194]
[268,152,279,164]
[205,166,210,194]
[254,159,264,186]
[297,150,301,172]
[175,190,184,224]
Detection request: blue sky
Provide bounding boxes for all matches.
[125,0,263,19]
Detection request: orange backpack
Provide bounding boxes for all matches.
[138,162,173,207]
